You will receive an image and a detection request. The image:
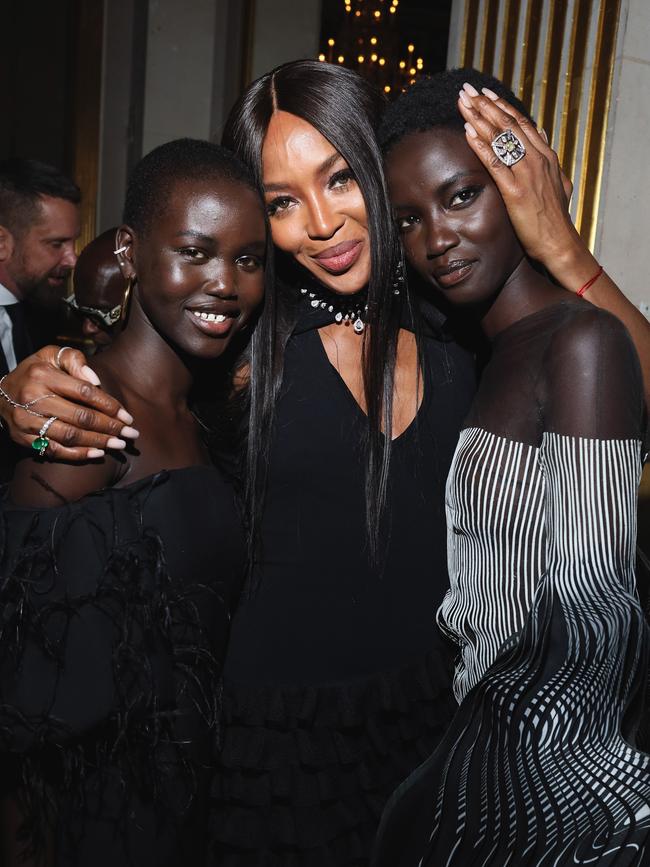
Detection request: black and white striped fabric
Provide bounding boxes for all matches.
[429,428,650,864]
[372,302,650,867]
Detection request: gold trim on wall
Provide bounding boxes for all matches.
[461,0,481,67]
[499,0,520,84]
[452,0,622,251]
[575,0,621,247]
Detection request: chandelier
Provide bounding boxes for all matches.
[318,0,425,96]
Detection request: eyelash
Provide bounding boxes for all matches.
[449,185,483,208]
[266,196,293,217]
[178,247,206,260]
[329,168,355,190]
[236,255,263,271]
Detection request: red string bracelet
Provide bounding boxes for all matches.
[576,265,604,297]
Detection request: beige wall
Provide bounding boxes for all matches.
[596,0,650,314]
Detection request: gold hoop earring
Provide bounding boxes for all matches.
[120,277,134,323]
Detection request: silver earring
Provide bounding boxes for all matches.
[393,259,405,295]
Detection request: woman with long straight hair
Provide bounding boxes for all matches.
[1,61,649,865]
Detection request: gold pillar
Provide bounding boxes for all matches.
[451,0,622,250]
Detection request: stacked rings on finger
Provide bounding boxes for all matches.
[491,128,526,166]
[32,416,57,456]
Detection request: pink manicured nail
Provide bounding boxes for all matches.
[463,82,480,97]
[120,426,140,439]
[107,437,126,450]
[87,448,105,459]
[80,365,101,386]
[481,87,499,101]
[117,408,134,425]
[458,89,472,108]
[464,122,478,139]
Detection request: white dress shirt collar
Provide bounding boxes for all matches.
[0,283,19,306]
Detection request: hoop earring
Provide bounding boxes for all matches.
[120,276,134,323]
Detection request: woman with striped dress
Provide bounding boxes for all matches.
[373,69,650,866]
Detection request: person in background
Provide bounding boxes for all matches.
[0,158,80,373]
[0,159,80,481]
[66,228,126,352]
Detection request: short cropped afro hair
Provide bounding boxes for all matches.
[123,138,261,235]
[378,68,533,155]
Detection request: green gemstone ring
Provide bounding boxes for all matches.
[32,436,49,455]
[33,416,58,456]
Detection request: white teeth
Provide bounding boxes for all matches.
[192,311,227,323]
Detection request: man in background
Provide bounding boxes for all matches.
[0,158,80,375]
[67,228,125,352]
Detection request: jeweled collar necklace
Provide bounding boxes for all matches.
[296,259,405,333]
[299,284,369,333]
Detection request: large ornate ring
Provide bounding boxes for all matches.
[55,345,73,369]
[491,128,526,166]
[32,416,57,456]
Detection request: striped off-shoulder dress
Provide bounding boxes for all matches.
[373,301,650,867]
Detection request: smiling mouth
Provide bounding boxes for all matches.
[312,240,363,275]
[433,260,475,289]
[187,308,239,337]
[192,310,228,323]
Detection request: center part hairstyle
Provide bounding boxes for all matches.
[222,60,404,562]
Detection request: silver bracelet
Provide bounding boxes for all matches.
[0,374,54,419]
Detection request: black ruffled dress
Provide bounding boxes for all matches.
[0,466,245,866]
[210,304,476,865]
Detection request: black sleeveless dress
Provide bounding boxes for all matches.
[210,304,476,865]
[0,466,245,866]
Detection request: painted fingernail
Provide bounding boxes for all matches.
[540,128,549,143]
[107,437,126,450]
[463,82,480,97]
[87,448,105,459]
[120,426,140,439]
[481,87,499,101]
[458,89,472,108]
[117,408,134,425]
[80,365,101,386]
[464,122,478,138]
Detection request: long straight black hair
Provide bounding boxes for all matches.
[222,60,404,563]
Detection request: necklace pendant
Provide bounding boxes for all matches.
[353,317,365,334]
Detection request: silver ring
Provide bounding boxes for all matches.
[55,346,73,369]
[491,128,526,166]
[38,416,58,437]
[32,416,57,456]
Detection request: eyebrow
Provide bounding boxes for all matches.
[437,171,477,193]
[263,150,345,193]
[173,231,215,244]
